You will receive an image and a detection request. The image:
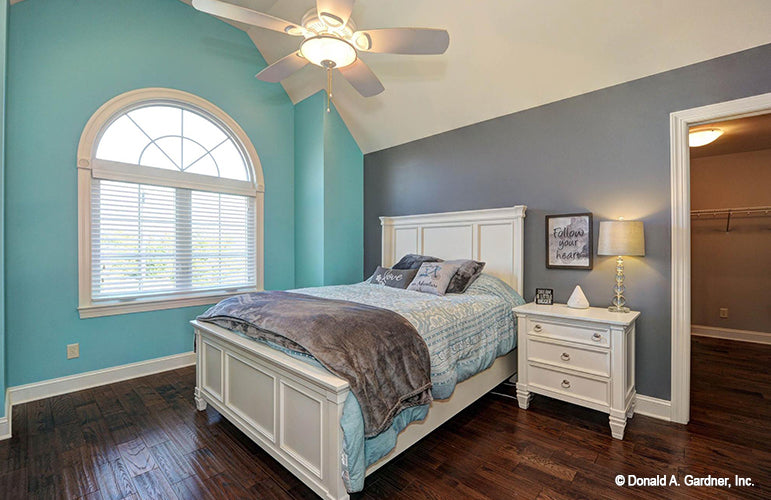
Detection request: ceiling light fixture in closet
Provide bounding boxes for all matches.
[689,128,723,147]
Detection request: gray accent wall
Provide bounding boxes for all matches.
[364,43,771,400]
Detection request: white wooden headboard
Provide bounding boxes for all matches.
[380,206,527,295]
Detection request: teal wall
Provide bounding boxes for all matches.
[0,0,7,418]
[4,0,297,387]
[323,98,363,285]
[294,93,326,288]
[294,91,363,287]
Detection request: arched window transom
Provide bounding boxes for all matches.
[96,105,249,181]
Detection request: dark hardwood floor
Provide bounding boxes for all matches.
[0,336,768,499]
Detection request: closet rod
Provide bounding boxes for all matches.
[690,205,771,216]
[690,205,771,232]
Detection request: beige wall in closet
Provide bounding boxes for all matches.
[691,148,771,333]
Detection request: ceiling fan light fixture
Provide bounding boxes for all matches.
[689,128,723,147]
[353,32,372,50]
[284,25,304,36]
[300,35,357,69]
[319,12,345,28]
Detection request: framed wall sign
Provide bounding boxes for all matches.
[535,288,554,305]
[546,213,593,270]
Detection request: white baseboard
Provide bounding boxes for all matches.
[692,325,771,345]
[8,351,195,407]
[0,351,195,440]
[634,394,671,421]
[0,396,11,440]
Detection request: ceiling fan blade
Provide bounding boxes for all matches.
[338,59,385,97]
[316,0,355,28]
[256,52,309,82]
[353,28,449,55]
[192,0,304,35]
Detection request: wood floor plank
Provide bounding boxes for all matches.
[203,472,252,500]
[26,400,54,437]
[0,467,28,500]
[131,468,179,500]
[172,474,216,500]
[50,394,79,428]
[185,447,226,481]
[95,459,136,500]
[149,441,194,485]
[118,438,158,478]
[26,450,59,496]
[59,460,99,499]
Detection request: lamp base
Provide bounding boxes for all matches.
[608,256,631,313]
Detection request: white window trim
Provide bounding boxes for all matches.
[77,88,265,318]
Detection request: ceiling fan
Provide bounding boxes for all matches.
[192,0,450,99]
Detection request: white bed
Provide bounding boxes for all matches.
[191,205,526,500]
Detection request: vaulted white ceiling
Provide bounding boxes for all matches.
[183,1,771,153]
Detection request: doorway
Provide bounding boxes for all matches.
[669,92,771,424]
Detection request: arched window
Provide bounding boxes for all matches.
[77,88,264,318]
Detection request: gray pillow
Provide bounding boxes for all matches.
[368,266,419,289]
[392,253,443,270]
[407,261,461,296]
[445,259,486,294]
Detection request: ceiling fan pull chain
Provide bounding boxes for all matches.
[326,67,332,113]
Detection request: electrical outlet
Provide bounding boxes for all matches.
[719,308,729,319]
[67,343,80,359]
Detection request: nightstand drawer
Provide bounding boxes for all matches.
[527,338,610,377]
[528,318,609,348]
[528,365,609,406]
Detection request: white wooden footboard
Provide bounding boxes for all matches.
[193,320,350,500]
[193,320,518,500]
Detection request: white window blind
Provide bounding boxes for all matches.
[92,179,255,300]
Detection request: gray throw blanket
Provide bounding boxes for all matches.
[197,291,433,437]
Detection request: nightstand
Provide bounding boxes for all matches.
[513,303,639,439]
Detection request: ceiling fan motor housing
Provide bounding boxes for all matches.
[301,8,356,38]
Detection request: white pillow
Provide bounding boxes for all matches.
[407,261,461,296]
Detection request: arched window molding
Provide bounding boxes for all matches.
[77,88,264,318]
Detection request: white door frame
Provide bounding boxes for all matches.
[669,92,771,424]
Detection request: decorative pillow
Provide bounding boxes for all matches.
[392,253,443,270]
[445,259,486,294]
[368,266,419,289]
[407,261,461,296]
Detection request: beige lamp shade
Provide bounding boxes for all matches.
[597,220,645,256]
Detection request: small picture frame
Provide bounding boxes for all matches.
[535,288,554,305]
[546,213,593,270]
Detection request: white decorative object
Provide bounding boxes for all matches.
[194,205,527,500]
[567,285,590,309]
[514,303,640,439]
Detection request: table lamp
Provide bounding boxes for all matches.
[597,219,645,313]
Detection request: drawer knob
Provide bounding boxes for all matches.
[561,379,571,388]
[592,333,602,342]
[560,352,571,361]
[533,324,543,332]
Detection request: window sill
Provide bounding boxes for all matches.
[78,289,260,319]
